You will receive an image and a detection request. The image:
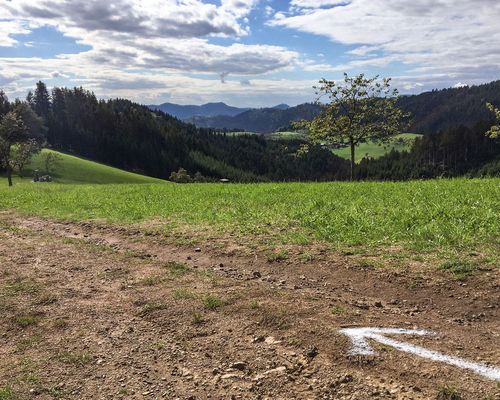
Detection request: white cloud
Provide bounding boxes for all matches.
[0,20,31,47]
[0,0,306,78]
[270,0,500,84]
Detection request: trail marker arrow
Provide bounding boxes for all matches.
[339,327,500,381]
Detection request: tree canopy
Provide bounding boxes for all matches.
[296,73,409,180]
[0,102,45,185]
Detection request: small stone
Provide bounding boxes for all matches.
[264,336,282,345]
[230,362,247,371]
[264,366,287,375]
[252,271,262,278]
[194,247,201,252]
[221,373,240,380]
[305,346,318,358]
[252,335,265,343]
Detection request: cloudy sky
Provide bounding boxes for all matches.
[1,0,499,107]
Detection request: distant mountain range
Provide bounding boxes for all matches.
[187,103,319,133]
[148,101,291,121]
[150,81,500,134]
[148,102,252,120]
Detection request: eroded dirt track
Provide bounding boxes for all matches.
[1,212,499,399]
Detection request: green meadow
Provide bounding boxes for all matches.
[1,177,498,255]
[17,149,165,185]
[332,133,421,163]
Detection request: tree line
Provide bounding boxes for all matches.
[1,77,498,186]
[1,81,349,184]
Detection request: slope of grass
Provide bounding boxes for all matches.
[333,133,421,163]
[267,131,309,141]
[0,179,498,255]
[14,149,165,184]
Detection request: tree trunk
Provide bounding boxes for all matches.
[350,141,355,181]
[7,166,13,187]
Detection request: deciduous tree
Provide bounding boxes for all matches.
[295,73,409,180]
[0,103,45,186]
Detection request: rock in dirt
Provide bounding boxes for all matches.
[230,361,248,371]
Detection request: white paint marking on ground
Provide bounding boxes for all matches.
[339,327,500,381]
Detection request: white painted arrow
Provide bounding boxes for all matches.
[339,327,500,381]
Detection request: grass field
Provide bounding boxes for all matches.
[332,133,421,162]
[1,178,498,255]
[267,131,309,141]
[12,149,165,185]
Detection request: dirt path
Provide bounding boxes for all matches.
[0,213,499,399]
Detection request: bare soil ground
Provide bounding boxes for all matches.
[0,211,499,399]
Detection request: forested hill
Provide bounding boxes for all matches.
[398,80,500,133]
[186,81,500,134]
[187,103,321,133]
[149,102,251,120]
[12,84,348,182]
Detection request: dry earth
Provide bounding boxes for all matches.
[0,211,499,399]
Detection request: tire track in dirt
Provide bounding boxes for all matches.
[1,213,499,399]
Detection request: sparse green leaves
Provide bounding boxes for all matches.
[486,102,500,139]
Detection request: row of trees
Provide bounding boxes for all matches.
[355,121,500,180]
[1,81,350,184]
[2,75,498,186]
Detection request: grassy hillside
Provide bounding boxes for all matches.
[333,133,421,163]
[267,131,309,141]
[13,149,165,185]
[1,179,498,255]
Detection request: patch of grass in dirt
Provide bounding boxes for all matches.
[331,306,347,315]
[439,259,477,280]
[97,268,130,281]
[267,249,289,263]
[0,220,20,234]
[164,261,191,276]
[437,385,462,400]
[250,300,260,309]
[36,293,58,305]
[141,302,167,314]
[4,278,40,295]
[46,386,65,397]
[299,252,315,262]
[55,351,92,366]
[140,274,166,286]
[13,312,42,328]
[52,318,69,329]
[18,372,40,385]
[16,335,44,352]
[0,387,15,400]
[258,307,290,329]
[192,311,204,325]
[202,294,224,310]
[405,274,427,290]
[173,288,197,300]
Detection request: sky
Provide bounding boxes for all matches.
[0,0,499,107]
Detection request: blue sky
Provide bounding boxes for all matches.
[1,0,499,107]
